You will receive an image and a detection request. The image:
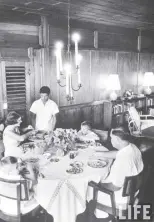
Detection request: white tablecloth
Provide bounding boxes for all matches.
[34,147,111,222]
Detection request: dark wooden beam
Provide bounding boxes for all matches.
[0,10,41,25]
[39,16,50,86]
[48,15,139,37]
[0,23,38,36]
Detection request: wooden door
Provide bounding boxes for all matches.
[0,61,30,125]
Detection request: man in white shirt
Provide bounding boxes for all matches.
[30,86,59,131]
[89,127,144,218]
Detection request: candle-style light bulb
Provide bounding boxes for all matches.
[55,41,63,74]
[72,33,80,67]
[55,50,60,81]
[77,54,82,85]
[64,63,71,97]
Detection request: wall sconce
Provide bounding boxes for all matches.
[143,72,154,95]
[107,74,121,100]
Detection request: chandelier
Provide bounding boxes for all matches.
[55,0,82,101]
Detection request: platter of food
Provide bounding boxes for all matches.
[22,142,36,149]
[29,135,44,141]
[87,159,107,168]
[66,167,83,174]
[66,161,84,174]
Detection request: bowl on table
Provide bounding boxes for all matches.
[66,161,84,174]
[87,159,107,168]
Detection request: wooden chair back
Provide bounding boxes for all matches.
[127,107,141,135]
[122,170,144,204]
[0,177,29,222]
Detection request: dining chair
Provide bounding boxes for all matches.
[127,107,154,136]
[88,168,148,222]
[0,177,39,222]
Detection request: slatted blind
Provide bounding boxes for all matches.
[5,66,26,117]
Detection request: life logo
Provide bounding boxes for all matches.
[118,204,152,220]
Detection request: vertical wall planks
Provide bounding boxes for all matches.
[0,61,4,118]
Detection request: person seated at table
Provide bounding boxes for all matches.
[0,156,39,216]
[89,126,144,218]
[0,119,5,159]
[3,111,33,158]
[77,121,100,143]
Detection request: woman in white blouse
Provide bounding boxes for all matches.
[3,111,32,158]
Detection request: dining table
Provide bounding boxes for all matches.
[34,145,112,222]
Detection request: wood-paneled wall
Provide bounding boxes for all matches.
[32,49,154,106]
[1,21,154,129]
[25,49,154,128]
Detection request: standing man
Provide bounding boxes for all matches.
[30,86,59,131]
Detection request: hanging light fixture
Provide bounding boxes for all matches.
[55,0,82,101]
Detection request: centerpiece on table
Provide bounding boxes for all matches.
[45,128,78,156]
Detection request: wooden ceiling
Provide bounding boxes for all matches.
[0,0,154,30]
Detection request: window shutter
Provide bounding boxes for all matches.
[5,66,26,117]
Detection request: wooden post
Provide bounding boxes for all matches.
[94,30,98,49]
[0,61,8,118]
[0,58,4,119]
[137,29,142,95]
[39,16,50,86]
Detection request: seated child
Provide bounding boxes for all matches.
[77,121,100,143]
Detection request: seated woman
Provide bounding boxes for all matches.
[3,111,33,158]
[77,121,100,143]
[0,156,39,216]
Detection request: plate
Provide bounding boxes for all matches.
[26,158,39,163]
[70,161,84,168]
[75,143,88,149]
[66,167,83,174]
[88,159,107,168]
